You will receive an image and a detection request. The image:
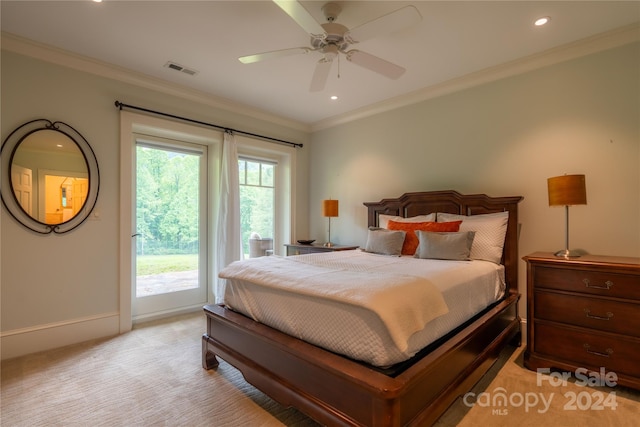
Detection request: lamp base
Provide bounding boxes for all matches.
[554,249,583,258]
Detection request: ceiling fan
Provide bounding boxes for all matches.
[239,0,422,92]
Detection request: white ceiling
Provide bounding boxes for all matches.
[2,1,639,128]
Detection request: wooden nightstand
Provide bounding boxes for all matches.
[523,252,640,390]
[285,243,359,256]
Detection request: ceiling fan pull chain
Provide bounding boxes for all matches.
[337,53,341,79]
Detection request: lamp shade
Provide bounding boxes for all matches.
[548,175,587,206]
[322,199,339,217]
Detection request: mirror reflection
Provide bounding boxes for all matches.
[2,119,99,234]
[11,129,89,225]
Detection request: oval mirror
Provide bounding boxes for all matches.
[1,119,99,234]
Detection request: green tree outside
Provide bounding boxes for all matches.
[135,150,275,269]
[136,146,200,256]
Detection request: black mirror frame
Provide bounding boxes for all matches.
[1,119,100,234]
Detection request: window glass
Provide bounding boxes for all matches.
[262,163,274,187]
[238,160,246,185]
[246,161,260,186]
[239,158,275,257]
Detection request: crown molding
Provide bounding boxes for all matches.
[0,31,310,134]
[3,22,638,135]
[311,23,640,132]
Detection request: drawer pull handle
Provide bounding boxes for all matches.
[583,309,614,321]
[583,279,613,290]
[583,343,613,358]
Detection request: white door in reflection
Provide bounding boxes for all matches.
[10,164,33,217]
[133,136,207,319]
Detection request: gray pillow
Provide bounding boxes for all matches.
[363,228,406,256]
[414,230,476,261]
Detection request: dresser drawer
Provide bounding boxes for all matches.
[535,291,639,336]
[534,322,640,378]
[534,266,640,300]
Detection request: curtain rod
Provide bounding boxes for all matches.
[114,101,303,148]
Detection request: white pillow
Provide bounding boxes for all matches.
[379,213,435,229]
[437,211,509,264]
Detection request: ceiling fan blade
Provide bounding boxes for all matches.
[345,5,422,44]
[345,50,405,79]
[309,58,333,92]
[273,0,326,41]
[239,47,311,64]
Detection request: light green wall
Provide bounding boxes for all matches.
[309,42,640,307]
[1,50,309,355]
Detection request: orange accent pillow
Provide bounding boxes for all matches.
[387,220,462,255]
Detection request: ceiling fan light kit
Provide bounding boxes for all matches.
[239,1,422,92]
[321,2,342,23]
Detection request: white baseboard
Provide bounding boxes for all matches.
[1,313,120,360]
[132,304,203,325]
[520,318,527,346]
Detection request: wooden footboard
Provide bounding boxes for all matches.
[202,292,520,426]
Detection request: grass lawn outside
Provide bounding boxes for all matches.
[137,254,198,276]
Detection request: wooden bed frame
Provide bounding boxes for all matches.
[203,190,523,426]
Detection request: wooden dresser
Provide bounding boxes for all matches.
[523,252,640,390]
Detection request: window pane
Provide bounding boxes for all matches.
[262,163,274,187]
[238,160,246,185]
[136,145,200,297]
[240,185,273,238]
[239,158,276,258]
[246,161,260,186]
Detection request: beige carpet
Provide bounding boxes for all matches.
[2,312,638,426]
[435,341,640,427]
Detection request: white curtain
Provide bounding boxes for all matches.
[215,131,242,303]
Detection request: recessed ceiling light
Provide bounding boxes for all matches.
[534,16,550,26]
[330,95,338,100]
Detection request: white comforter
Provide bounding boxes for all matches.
[219,252,449,352]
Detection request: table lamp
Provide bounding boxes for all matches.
[322,199,339,247]
[547,174,587,257]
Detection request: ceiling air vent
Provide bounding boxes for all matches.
[164,61,199,76]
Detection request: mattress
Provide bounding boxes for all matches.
[221,250,505,367]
